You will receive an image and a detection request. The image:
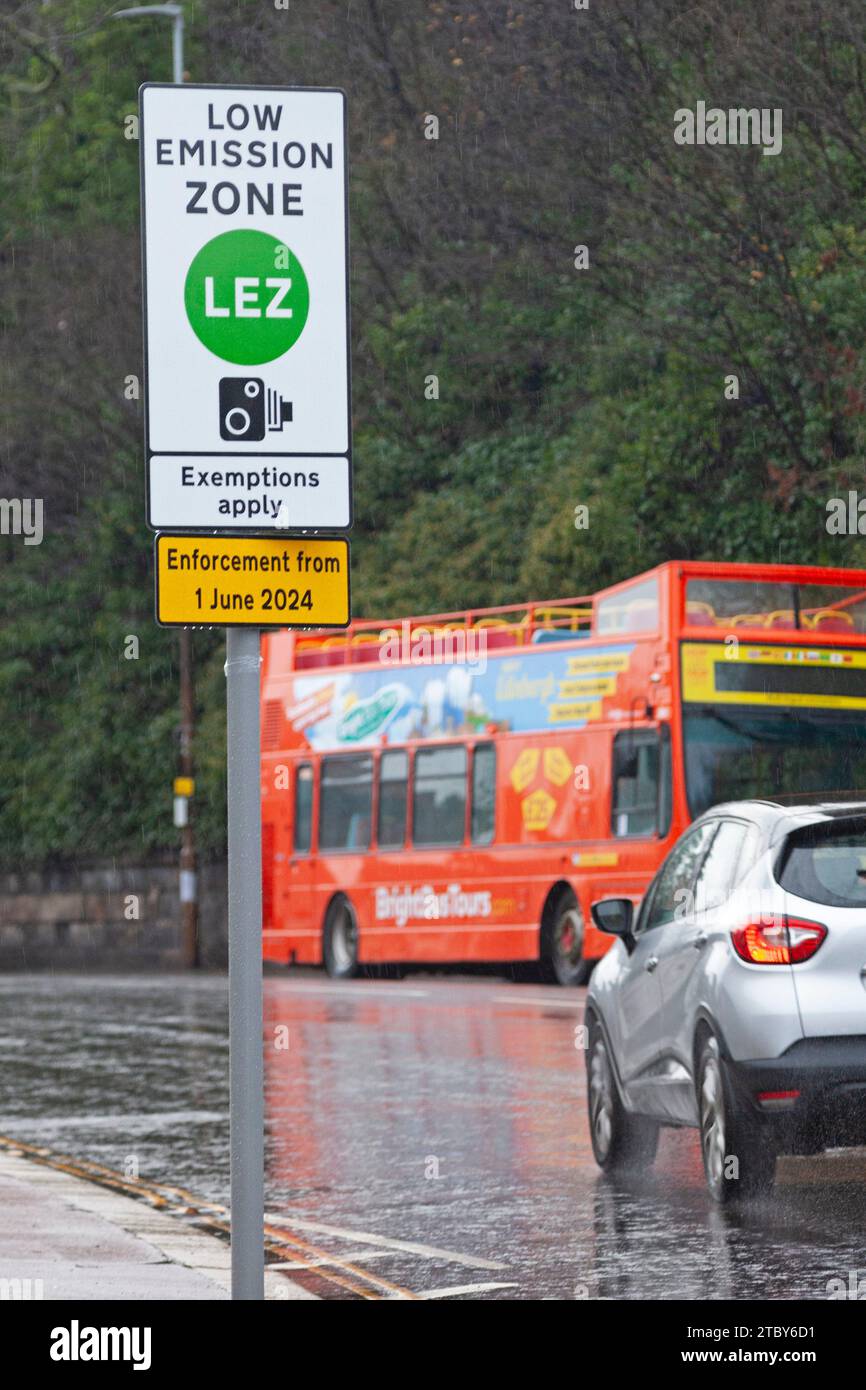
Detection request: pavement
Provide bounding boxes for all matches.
[0,1148,315,1301]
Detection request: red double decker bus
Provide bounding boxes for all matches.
[260,560,866,983]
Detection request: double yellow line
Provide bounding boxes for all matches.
[0,1134,418,1300]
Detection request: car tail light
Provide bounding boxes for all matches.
[731,915,827,965]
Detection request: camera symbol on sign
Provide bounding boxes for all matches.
[218,377,292,442]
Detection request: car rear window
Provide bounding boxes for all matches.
[777,820,866,909]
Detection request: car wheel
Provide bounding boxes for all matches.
[542,889,592,986]
[697,1034,777,1203]
[587,1019,659,1171]
[323,897,359,979]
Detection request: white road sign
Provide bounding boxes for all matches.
[140,84,351,531]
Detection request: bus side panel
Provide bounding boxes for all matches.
[584,704,692,957]
[260,635,688,972]
[357,844,540,964]
[495,723,679,962]
[497,727,616,963]
[262,751,289,965]
[262,750,322,966]
[335,852,532,964]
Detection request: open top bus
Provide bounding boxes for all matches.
[259,561,866,983]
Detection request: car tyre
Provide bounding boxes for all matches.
[587,1018,659,1171]
[323,897,360,979]
[542,888,592,986]
[697,1033,777,1203]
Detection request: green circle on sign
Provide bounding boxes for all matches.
[184,229,310,365]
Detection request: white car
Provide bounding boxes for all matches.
[585,800,866,1201]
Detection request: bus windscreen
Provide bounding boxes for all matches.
[683,708,866,817]
[681,640,866,815]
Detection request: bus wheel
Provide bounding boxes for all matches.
[323,897,360,979]
[542,889,591,987]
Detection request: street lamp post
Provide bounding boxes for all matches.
[113,4,185,85]
[113,3,199,975]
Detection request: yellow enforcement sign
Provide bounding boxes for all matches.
[155,534,350,629]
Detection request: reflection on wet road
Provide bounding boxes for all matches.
[0,973,864,1298]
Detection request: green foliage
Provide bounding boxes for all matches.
[0,482,227,863]
[2,0,866,866]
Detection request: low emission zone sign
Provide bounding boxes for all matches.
[140,84,351,532]
[155,534,350,628]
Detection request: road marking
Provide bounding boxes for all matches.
[263,1220,420,1300]
[268,1248,395,1271]
[414,1282,520,1299]
[265,1214,508,1271]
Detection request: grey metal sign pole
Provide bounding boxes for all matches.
[139,68,350,1302]
[225,627,265,1300]
[120,7,266,1299]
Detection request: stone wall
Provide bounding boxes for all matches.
[0,859,228,970]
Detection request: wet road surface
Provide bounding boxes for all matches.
[0,972,864,1299]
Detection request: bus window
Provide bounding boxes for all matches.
[596,575,660,635]
[294,763,313,854]
[320,754,373,851]
[471,744,496,845]
[413,746,467,846]
[378,749,408,850]
[611,728,671,838]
